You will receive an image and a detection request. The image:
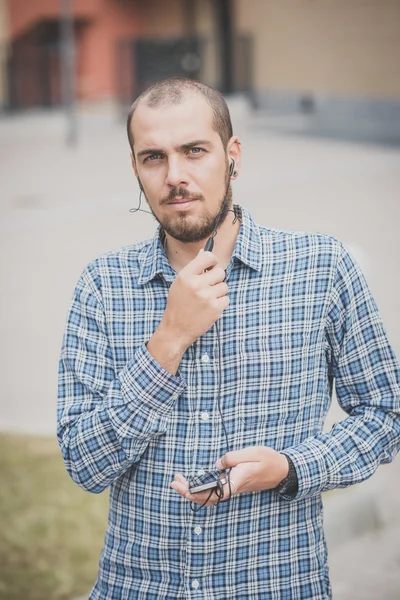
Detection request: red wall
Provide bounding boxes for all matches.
[8,0,99,39]
[76,0,142,100]
[8,0,187,102]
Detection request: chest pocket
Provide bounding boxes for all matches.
[238,330,310,431]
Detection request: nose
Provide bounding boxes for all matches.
[165,156,189,188]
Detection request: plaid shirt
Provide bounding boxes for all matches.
[58,205,400,599]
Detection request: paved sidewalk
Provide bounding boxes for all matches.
[329,523,400,599]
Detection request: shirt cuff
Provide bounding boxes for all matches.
[118,343,186,416]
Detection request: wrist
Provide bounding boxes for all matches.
[147,323,187,376]
[157,320,190,355]
[277,452,289,482]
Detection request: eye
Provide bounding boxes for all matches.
[188,147,204,156]
[144,152,163,162]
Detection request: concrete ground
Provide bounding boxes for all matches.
[1,99,400,598]
[329,523,400,600]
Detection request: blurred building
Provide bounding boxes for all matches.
[236,0,400,140]
[4,0,243,110]
[3,0,400,132]
[0,0,9,108]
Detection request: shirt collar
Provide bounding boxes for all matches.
[231,205,262,272]
[137,204,262,285]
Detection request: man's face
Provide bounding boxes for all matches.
[130,93,233,243]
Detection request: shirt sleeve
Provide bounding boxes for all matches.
[282,241,400,500]
[57,266,186,494]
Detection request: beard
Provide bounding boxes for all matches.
[147,163,233,243]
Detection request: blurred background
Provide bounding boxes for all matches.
[0,1,399,599]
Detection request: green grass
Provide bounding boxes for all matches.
[0,433,109,600]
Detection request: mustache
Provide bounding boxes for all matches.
[160,187,204,205]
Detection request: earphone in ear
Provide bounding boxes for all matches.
[229,159,235,177]
[138,177,144,192]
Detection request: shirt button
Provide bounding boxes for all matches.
[171,392,178,400]
[201,353,210,363]
[192,579,200,589]
[194,525,202,535]
[200,411,209,421]
[197,468,205,476]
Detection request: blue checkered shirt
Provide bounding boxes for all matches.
[58,205,400,599]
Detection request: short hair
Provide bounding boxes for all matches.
[126,78,233,153]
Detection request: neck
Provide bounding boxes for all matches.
[164,206,241,273]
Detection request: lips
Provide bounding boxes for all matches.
[168,199,197,206]
[166,198,198,211]
[168,197,193,203]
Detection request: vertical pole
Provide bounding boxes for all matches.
[214,0,234,94]
[183,0,196,35]
[60,0,77,145]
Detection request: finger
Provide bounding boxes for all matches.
[170,480,189,498]
[215,295,230,311]
[201,486,225,506]
[187,489,216,506]
[211,282,229,299]
[187,250,218,275]
[170,474,189,493]
[201,266,226,286]
[171,475,218,505]
[215,447,262,470]
[174,473,188,484]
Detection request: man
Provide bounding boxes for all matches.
[58,78,400,599]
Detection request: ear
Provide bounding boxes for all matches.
[227,136,241,178]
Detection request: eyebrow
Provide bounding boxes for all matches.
[137,139,212,159]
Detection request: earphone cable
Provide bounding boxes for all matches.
[215,319,232,500]
[189,319,232,512]
[129,189,153,215]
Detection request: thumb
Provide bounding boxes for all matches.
[215,447,260,470]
